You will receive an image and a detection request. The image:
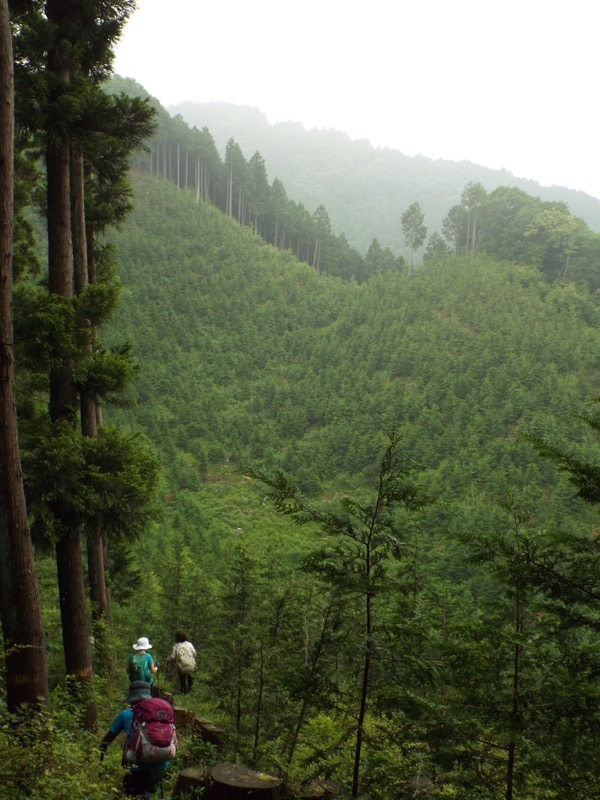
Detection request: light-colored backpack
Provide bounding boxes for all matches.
[176,642,196,675]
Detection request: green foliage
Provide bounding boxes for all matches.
[21,418,160,543]
[93,168,600,794]
[106,176,599,519]
[0,687,122,800]
[75,343,139,401]
[75,272,120,327]
[13,285,77,373]
[400,201,427,261]
[525,398,600,504]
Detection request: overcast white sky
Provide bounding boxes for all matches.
[113,0,600,200]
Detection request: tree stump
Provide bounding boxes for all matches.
[173,706,196,731]
[174,707,227,749]
[194,717,227,748]
[207,762,281,799]
[173,766,209,797]
[299,779,343,799]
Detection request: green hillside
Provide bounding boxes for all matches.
[107,172,598,509]
[92,170,600,797]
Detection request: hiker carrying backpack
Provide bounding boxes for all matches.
[168,629,197,694]
[127,636,157,690]
[124,697,178,765]
[98,681,176,798]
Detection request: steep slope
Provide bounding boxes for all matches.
[168,101,600,253]
[106,172,599,535]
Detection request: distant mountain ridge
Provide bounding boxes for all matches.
[169,101,600,255]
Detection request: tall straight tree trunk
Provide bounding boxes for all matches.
[0,0,48,710]
[226,168,233,217]
[71,149,114,678]
[46,0,96,728]
[47,135,96,728]
[55,526,96,726]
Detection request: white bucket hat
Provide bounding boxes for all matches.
[132,636,152,651]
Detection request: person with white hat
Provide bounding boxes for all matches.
[127,636,158,692]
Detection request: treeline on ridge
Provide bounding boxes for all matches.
[111,76,600,292]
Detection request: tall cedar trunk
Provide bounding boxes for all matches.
[46,2,96,728]
[55,526,96,728]
[0,0,49,709]
[71,149,114,677]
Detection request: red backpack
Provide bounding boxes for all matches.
[124,698,178,765]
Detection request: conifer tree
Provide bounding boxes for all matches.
[0,0,49,712]
[10,0,152,724]
[400,201,427,268]
[251,428,433,798]
[74,84,155,676]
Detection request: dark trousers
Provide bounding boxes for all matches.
[178,671,194,693]
[123,768,163,797]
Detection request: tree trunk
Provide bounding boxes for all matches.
[56,526,96,727]
[71,148,114,678]
[252,641,264,764]
[351,592,372,798]
[174,767,209,797]
[0,0,49,712]
[45,6,96,727]
[299,779,342,799]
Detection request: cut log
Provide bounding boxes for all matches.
[173,707,227,749]
[173,706,196,730]
[208,762,281,799]
[173,766,209,797]
[194,718,227,748]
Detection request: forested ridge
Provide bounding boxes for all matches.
[111,76,600,292]
[1,5,600,799]
[167,99,600,253]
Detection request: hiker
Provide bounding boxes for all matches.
[98,681,174,798]
[168,630,197,694]
[127,636,158,692]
